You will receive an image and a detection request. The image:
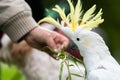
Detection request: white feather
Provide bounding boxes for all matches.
[59,27,120,80]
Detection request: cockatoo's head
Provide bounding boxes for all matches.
[60,26,103,56]
[39,0,104,56]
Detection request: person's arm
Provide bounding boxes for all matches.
[0,0,69,51]
[0,0,38,42]
[24,26,69,51]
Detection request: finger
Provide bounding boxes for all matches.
[56,43,63,52]
[56,36,69,49]
[46,37,58,51]
[62,39,69,48]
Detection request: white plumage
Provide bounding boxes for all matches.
[59,27,120,80]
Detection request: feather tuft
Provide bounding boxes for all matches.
[39,0,104,32]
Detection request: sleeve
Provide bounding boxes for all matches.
[0,0,38,42]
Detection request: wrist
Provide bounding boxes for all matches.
[24,26,52,44]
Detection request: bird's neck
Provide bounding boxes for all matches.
[80,44,117,72]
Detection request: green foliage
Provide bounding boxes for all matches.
[0,62,25,80]
[46,46,85,80]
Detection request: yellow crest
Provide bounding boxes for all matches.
[39,0,104,32]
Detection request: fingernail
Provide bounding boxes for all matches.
[54,49,58,52]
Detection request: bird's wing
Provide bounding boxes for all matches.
[87,68,120,80]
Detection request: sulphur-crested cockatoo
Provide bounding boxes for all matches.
[39,0,120,80]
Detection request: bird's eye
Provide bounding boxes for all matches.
[76,38,80,41]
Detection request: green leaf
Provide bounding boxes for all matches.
[42,47,85,80]
[71,73,83,77]
[68,64,74,67]
[59,63,64,80]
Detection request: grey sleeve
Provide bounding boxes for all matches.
[0,0,38,42]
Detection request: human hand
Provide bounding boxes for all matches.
[24,26,69,52]
[38,23,82,59]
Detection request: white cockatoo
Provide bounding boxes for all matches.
[39,0,120,80]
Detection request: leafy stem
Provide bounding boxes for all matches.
[42,46,85,80]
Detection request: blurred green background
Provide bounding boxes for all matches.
[0,0,120,80]
[0,62,25,80]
